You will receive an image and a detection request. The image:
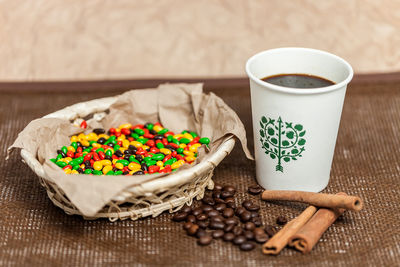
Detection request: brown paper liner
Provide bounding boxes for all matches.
[261,190,363,211]
[262,205,317,255]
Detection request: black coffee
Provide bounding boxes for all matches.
[262,74,334,89]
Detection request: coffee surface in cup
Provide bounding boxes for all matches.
[262,74,334,89]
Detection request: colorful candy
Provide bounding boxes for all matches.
[51,122,210,175]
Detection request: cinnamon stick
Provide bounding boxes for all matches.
[262,205,317,255]
[261,190,363,211]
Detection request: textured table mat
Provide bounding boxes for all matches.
[1,76,399,266]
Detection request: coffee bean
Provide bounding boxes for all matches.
[183,222,193,230]
[209,221,225,230]
[264,225,277,237]
[196,229,208,238]
[227,202,237,209]
[244,222,256,231]
[201,205,213,212]
[172,212,188,222]
[250,212,259,218]
[187,215,196,223]
[187,224,199,236]
[224,223,235,232]
[247,204,260,212]
[251,217,262,227]
[240,242,255,251]
[212,230,225,239]
[254,233,269,243]
[253,227,265,236]
[197,220,209,229]
[276,216,288,225]
[214,183,223,191]
[222,185,236,194]
[181,205,192,214]
[198,234,213,246]
[224,197,235,204]
[244,230,254,240]
[223,232,235,242]
[240,211,252,222]
[215,203,226,212]
[222,208,234,218]
[232,226,243,236]
[248,185,263,195]
[233,235,247,246]
[212,190,222,199]
[235,207,246,216]
[242,200,253,210]
[192,207,203,216]
[221,191,234,199]
[211,215,225,223]
[207,209,219,217]
[225,217,239,225]
[196,213,208,221]
[214,198,226,204]
[202,197,215,206]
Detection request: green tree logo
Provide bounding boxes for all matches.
[259,116,306,172]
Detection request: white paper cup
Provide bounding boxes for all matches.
[246,47,353,192]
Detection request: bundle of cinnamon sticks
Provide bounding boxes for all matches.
[261,190,363,255]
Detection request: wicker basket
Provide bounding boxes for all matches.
[20,95,235,221]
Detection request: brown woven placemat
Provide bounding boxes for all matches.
[1,77,399,266]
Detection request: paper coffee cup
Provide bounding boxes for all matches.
[246,47,353,192]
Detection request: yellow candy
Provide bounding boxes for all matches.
[80,140,90,147]
[183,133,194,141]
[179,143,187,149]
[119,147,126,153]
[80,164,85,169]
[159,148,172,155]
[92,143,101,148]
[156,161,164,167]
[67,146,75,153]
[128,162,141,171]
[102,165,113,174]
[78,133,86,140]
[101,160,112,166]
[153,125,163,133]
[183,150,194,157]
[189,143,201,153]
[171,160,185,170]
[71,170,79,174]
[70,136,78,143]
[112,159,119,165]
[173,134,183,139]
[64,157,73,163]
[117,136,126,142]
[93,161,103,171]
[185,156,196,162]
[119,123,132,129]
[87,132,98,141]
[142,145,149,150]
[122,139,130,148]
[115,163,124,170]
[131,141,143,148]
[98,134,109,139]
[64,169,72,174]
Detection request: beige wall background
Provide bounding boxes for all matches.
[1,0,399,81]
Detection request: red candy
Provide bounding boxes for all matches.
[80,120,87,129]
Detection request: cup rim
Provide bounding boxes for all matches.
[245,47,354,95]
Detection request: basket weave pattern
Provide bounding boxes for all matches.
[20,96,235,221]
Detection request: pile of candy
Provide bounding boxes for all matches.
[50,122,210,175]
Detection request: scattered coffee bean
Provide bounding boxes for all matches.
[187,224,199,236]
[224,197,235,204]
[196,229,208,238]
[181,205,192,214]
[232,226,243,236]
[240,211,252,222]
[253,228,265,236]
[224,223,235,232]
[276,216,288,225]
[202,205,213,212]
[223,185,236,194]
[247,204,260,212]
[209,221,225,230]
[223,232,235,242]
[227,202,237,209]
[248,185,263,195]
[198,221,209,229]
[214,183,223,191]
[198,234,213,246]
[233,235,247,245]
[251,217,262,227]
[212,190,222,199]
[207,209,219,217]
[212,230,225,239]
[250,211,259,218]
[242,200,253,210]
[196,213,208,221]
[225,217,239,225]
[211,215,224,223]
[220,191,234,199]
[240,242,255,251]
[235,207,246,216]
[244,230,254,240]
[254,233,269,243]
[172,212,188,222]
[215,203,226,212]
[183,222,193,230]
[187,215,196,223]
[214,198,226,204]
[244,222,256,231]
[222,208,234,218]
[202,197,215,206]
[192,207,203,216]
[264,225,277,237]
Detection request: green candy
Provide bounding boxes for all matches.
[171,138,180,145]
[181,130,188,134]
[145,160,157,166]
[151,153,165,161]
[96,147,104,153]
[179,138,190,144]
[134,128,145,136]
[108,136,117,142]
[156,142,164,149]
[116,159,130,166]
[56,161,67,168]
[75,156,84,164]
[69,160,78,166]
[83,148,91,153]
[84,169,93,174]
[137,138,148,145]
[114,171,123,175]
[114,145,120,150]
[190,132,198,138]
[106,170,115,175]
[131,133,140,139]
[71,142,78,150]
[93,170,102,175]
[199,137,210,145]
[129,155,140,164]
[163,159,174,166]
[56,154,63,161]
[146,123,154,130]
[72,165,79,170]
[176,148,184,154]
[105,149,113,157]
[158,128,168,135]
[61,146,68,154]
[89,141,97,146]
[50,158,56,163]
[167,135,173,142]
